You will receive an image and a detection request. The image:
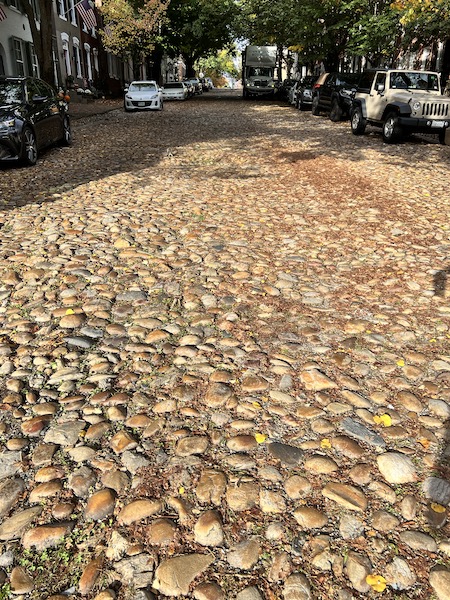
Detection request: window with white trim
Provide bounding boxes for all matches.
[58,0,68,19]
[29,44,39,77]
[84,43,92,81]
[61,34,72,77]
[93,48,99,75]
[73,38,82,78]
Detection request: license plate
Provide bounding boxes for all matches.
[138,102,146,107]
[431,121,445,128]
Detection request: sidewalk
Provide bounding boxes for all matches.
[68,97,123,120]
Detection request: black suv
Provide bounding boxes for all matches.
[311,72,360,121]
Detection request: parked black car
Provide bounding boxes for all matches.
[311,72,360,121]
[295,75,319,110]
[0,76,71,166]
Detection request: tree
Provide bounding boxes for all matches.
[196,47,240,84]
[346,1,403,67]
[100,0,169,80]
[21,0,54,85]
[163,0,239,76]
[392,0,450,48]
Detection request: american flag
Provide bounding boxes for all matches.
[0,6,7,21]
[76,0,97,29]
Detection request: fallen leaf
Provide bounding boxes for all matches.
[431,503,446,513]
[255,433,267,444]
[396,359,405,367]
[373,414,392,427]
[418,437,431,449]
[366,574,387,592]
[65,308,75,315]
[320,438,332,449]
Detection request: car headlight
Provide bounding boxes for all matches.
[412,101,421,111]
[125,95,132,100]
[0,119,15,131]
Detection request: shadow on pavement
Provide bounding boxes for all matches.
[0,89,448,213]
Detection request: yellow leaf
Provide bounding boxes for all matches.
[396,359,405,367]
[429,338,437,343]
[65,308,75,315]
[252,401,262,409]
[178,486,185,495]
[373,414,392,427]
[320,438,332,449]
[431,503,446,513]
[255,433,267,444]
[366,574,387,592]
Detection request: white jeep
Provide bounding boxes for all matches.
[350,69,450,143]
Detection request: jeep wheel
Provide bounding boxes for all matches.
[350,108,366,135]
[383,111,402,143]
[438,129,447,145]
[329,99,343,122]
[311,96,320,116]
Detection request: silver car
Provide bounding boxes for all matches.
[162,82,188,101]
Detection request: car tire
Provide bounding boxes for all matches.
[383,111,402,143]
[60,116,72,146]
[350,107,366,135]
[20,127,38,166]
[439,129,447,145]
[311,96,320,115]
[329,98,343,122]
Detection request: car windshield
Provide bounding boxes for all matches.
[164,83,183,89]
[337,74,359,86]
[129,82,157,92]
[301,76,318,87]
[390,72,439,91]
[0,81,23,106]
[248,67,272,77]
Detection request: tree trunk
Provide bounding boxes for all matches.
[185,56,195,77]
[21,0,54,85]
[147,45,163,84]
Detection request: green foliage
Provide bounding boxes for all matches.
[163,0,239,74]
[236,0,450,70]
[196,48,240,81]
[0,584,11,600]
[100,0,169,76]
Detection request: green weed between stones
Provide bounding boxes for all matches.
[15,532,95,599]
[0,584,11,600]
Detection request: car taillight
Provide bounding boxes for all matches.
[313,83,321,89]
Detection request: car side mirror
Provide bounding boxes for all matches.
[124,87,129,93]
[376,83,385,94]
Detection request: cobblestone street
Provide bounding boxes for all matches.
[0,89,450,599]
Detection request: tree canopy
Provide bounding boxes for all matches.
[21,0,450,86]
[100,0,169,79]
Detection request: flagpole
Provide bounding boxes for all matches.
[60,0,83,19]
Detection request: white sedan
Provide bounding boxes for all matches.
[162,82,188,101]
[124,81,163,111]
